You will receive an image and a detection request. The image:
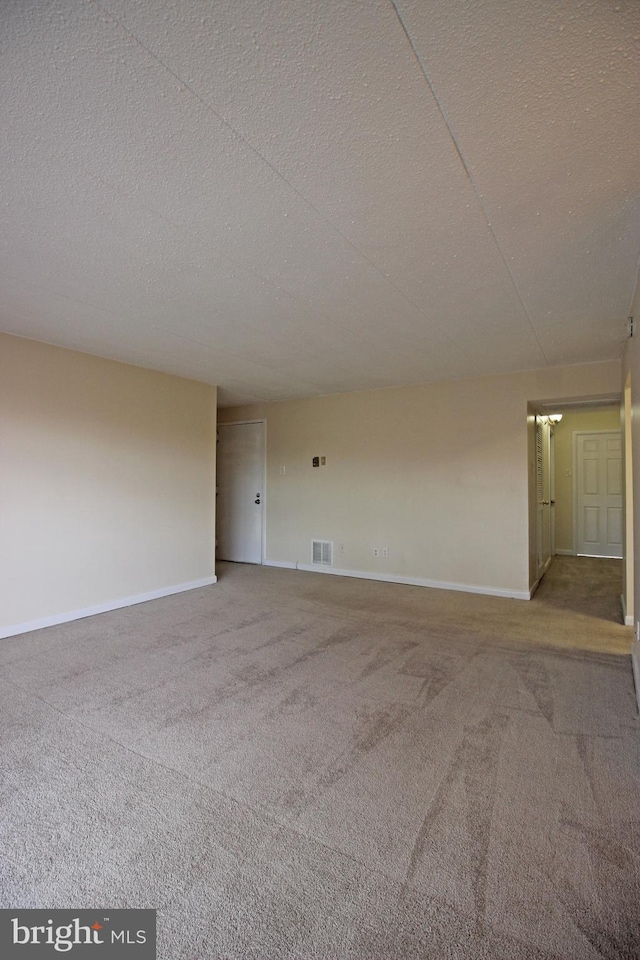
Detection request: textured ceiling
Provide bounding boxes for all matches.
[2,0,639,405]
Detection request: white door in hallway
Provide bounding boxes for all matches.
[217,421,264,563]
[536,417,551,580]
[575,432,622,558]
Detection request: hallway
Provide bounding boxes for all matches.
[534,555,625,624]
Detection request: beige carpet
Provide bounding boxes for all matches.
[1,556,639,958]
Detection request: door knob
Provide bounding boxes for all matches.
[542,500,550,505]
[255,495,261,504]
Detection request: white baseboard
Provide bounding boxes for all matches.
[621,593,634,627]
[287,562,529,600]
[554,548,575,556]
[632,641,640,715]
[0,575,218,640]
[263,559,297,569]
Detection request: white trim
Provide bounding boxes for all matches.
[632,640,640,715]
[218,418,265,426]
[292,562,529,600]
[554,548,575,556]
[621,594,634,627]
[0,575,217,640]
[577,553,624,559]
[265,557,529,599]
[571,429,622,434]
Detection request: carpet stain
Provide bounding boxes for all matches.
[160,622,362,731]
[251,621,317,653]
[207,610,278,643]
[318,704,412,791]
[415,661,466,709]
[561,818,635,871]
[510,656,555,725]
[268,687,317,718]
[357,636,419,681]
[554,875,639,960]
[574,735,597,807]
[281,704,414,814]
[403,712,511,933]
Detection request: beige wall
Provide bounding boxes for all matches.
[219,360,621,598]
[0,334,217,636]
[553,407,622,554]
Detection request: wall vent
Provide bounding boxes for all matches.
[311,540,333,566]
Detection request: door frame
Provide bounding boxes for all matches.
[535,414,552,582]
[572,429,622,558]
[624,374,634,623]
[217,418,267,564]
[527,395,624,598]
[528,404,550,595]
[550,427,556,558]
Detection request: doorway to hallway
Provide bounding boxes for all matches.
[528,399,624,605]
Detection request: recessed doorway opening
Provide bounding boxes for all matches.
[528,394,629,623]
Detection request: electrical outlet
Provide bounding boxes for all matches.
[381,547,389,557]
[280,465,286,475]
[372,547,379,558]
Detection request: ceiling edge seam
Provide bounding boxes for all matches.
[89,0,476,360]
[388,0,550,364]
[627,250,640,319]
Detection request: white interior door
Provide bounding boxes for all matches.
[217,421,264,563]
[575,432,622,558]
[536,417,551,580]
[550,428,556,557]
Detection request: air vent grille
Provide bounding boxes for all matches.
[311,540,333,566]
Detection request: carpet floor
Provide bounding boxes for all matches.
[1,556,639,958]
